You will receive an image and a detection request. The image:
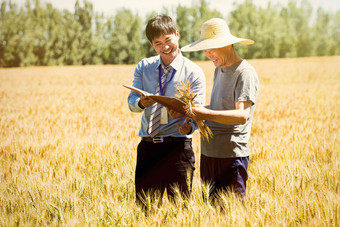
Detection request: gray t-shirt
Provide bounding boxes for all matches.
[201,60,259,158]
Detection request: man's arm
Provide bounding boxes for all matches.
[128,62,156,112]
[191,101,252,125]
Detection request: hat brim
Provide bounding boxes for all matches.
[181,36,254,52]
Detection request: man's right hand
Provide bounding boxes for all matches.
[139,96,156,108]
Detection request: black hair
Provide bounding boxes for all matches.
[145,15,177,43]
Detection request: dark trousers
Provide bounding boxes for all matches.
[200,154,249,202]
[135,140,195,209]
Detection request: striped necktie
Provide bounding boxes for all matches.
[148,65,172,137]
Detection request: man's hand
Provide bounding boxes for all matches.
[176,117,192,135]
[166,107,186,119]
[191,105,210,122]
[139,96,156,108]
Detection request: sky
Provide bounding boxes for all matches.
[7,0,340,18]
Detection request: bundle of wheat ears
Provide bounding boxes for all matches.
[176,81,213,142]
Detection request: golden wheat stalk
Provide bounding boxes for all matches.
[176,81,213,142]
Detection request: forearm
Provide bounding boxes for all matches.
[200,109,248,125]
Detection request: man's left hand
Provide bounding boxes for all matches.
[176,117,192,135]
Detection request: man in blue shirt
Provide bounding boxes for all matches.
[128,15,205,209]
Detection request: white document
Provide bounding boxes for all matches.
[160,107,168,124]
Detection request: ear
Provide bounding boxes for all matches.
[149,40,156,49]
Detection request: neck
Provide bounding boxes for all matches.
[161,50,179,66]
[221,46,242,68]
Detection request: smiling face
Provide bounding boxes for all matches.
[151,30,180,66]
[203,45,233,68]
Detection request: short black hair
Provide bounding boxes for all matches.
[145,15,177,43]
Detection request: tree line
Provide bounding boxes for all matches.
[0,0,339,67]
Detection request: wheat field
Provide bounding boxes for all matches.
[0,56,339,226]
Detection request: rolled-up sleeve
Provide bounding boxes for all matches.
[128,62,144,112]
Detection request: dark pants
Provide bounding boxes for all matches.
[135,140,195,209]
[200,154,249,202]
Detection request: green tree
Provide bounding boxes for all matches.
[63,9,82,65]
[229,0,259,58]
[313,8,331,56]
[0,0,41,67]
[278,6,298,57]
[106,9,143,64]
[254,4,282,58]
[91,12,106,65]
[74,0,94,65]
[293,0,313,57]
[0,1,22,66]
[41,3,65,65]
[127,14,143,64]
[312,8,340,56]
[176,5,191,49]
[329,10,340,55]
[0,0,339,67]
[28,0,66,66]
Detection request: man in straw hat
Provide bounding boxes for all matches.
[177,18,259,202]
[127,15,206,211]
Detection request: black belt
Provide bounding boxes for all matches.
[141,137,192,143]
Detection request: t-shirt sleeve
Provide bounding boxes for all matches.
[235,68,259,105]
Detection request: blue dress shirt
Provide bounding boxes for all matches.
[128,52,206,138]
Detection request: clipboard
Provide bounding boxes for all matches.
[123,85,187,115]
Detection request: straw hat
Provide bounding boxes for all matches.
[181,18,254,52]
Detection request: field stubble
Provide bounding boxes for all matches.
[0,56,339,226]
